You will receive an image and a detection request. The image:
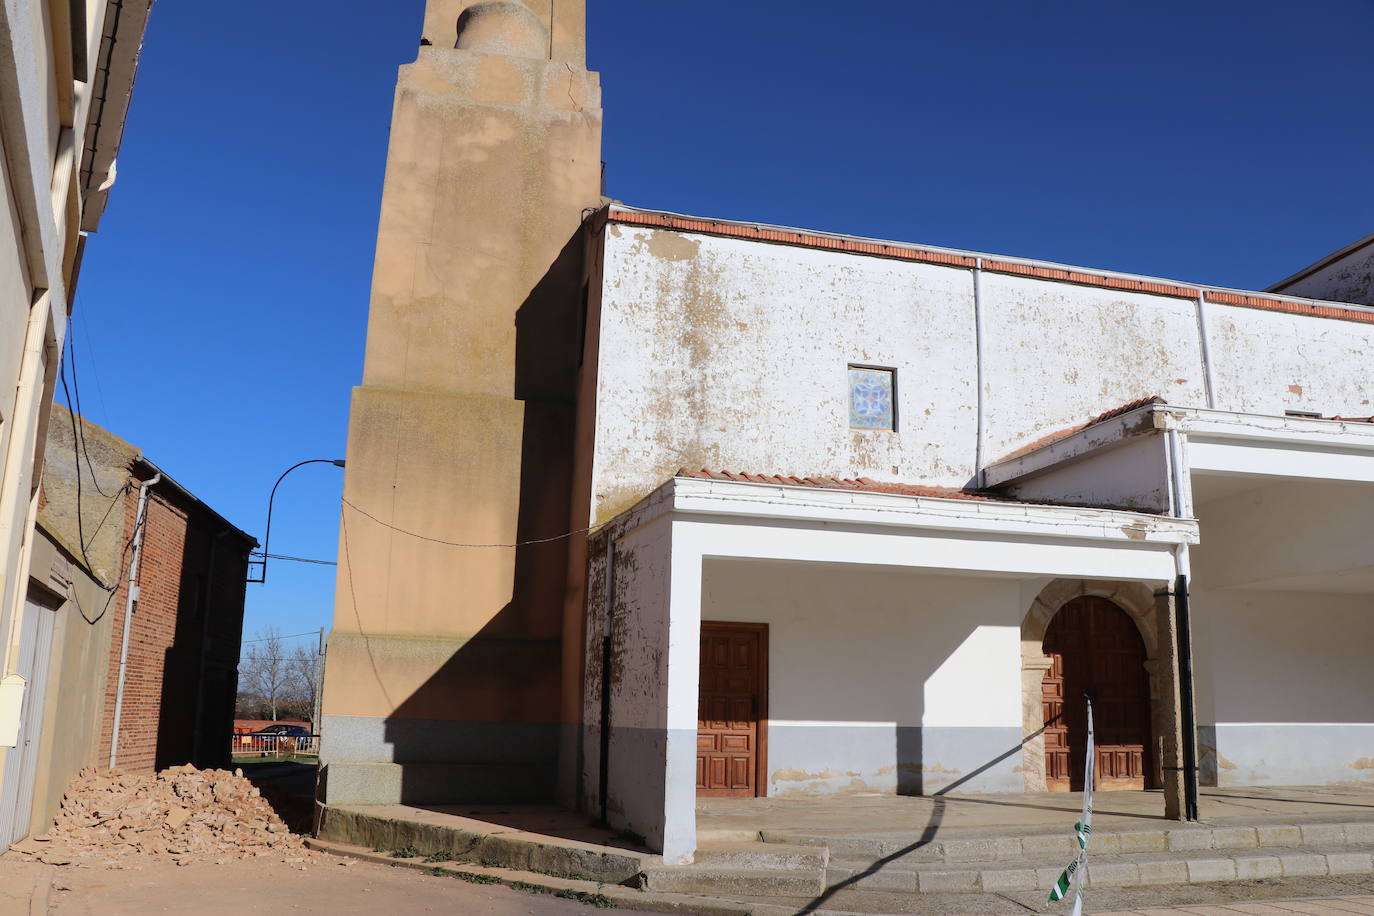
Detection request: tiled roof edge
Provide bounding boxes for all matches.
[608,206,1374,325]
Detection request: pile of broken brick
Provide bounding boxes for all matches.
[8,765,317,868]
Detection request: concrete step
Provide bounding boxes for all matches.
[823,842,1374,894]
[765,818,1374,867]
[642,864,827,896]
[693,841,829,870]
[315,803,648,884]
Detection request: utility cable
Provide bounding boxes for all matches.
[338,507,394,709]
[64,327,117,498]
[242,630,322,644]
[67,498,142,626]
[249,551,336,567]
[341,496,604,547]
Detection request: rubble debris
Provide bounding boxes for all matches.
[7,765,316,869]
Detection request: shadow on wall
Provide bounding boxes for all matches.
[361,228,589,806]
[154,522,251,772]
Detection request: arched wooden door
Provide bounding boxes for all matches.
[1042,596,1154,791]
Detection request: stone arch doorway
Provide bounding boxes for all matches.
[1020,579,1169,794]
[1042,596,1155,791]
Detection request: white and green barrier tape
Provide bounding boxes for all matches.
[1048,697,1094,915]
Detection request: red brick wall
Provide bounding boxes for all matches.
[97,490,189,773]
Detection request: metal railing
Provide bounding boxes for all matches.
[230,734,320,760]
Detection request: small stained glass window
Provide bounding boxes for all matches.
[848,366,895,430]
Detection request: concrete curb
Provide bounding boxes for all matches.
[823,843,1374,894]
[305,838,752,916]
[316,803,651,884]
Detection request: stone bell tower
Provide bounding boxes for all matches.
[318,0,602,808]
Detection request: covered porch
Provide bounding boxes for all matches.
[990,405,1374,798]
[580,471,1197,863]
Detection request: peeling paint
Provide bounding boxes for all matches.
[643,230,701,263]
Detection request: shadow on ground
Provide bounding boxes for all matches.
[237,761,318,834]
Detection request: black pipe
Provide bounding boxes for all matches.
[597,545,616,826]
[1175,573,1200,821]
[598,633,613,825]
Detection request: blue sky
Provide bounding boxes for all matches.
[64,1,1374,654]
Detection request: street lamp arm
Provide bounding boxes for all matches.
[252,457,346,584]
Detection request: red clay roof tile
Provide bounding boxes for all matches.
[675,468,1006,502]
[994,396,1167,464]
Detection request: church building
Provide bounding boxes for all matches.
[316,0,1374,866]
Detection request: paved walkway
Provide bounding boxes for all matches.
[698,785,1374,840]
[0,854,664,916]
[1098,898,1374,914]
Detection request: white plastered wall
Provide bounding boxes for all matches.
[591,226,978,521]
[1190,478,1374,786]
[592,224,1374,528]
[978,273,1208,461]
[701,559,1027,797]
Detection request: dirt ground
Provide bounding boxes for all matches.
[0,855,660,916]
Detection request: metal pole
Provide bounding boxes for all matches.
[312,627,324,735]
[1175,572,1200,821]
[249,458,345,583]
[598,541,615,826]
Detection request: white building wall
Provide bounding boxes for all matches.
[1191,588,1374,787]
[701,559,1026,796]
[591,225,978,522]
[0,0,149,836]
[1207,306,1374,416]
[1271,238,1374,308]
[592,223,1374,524]
[979,273,1207,463]
[1191,479,1374,786]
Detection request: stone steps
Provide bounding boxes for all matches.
[642,842,828,895]
[763,819,1374,866]
[824,843,1374,894]
[693,841,829,870]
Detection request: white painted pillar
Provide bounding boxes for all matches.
[661,521,702,865]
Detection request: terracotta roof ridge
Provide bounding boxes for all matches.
[994,395,1166,465]
[610,206,1374,325]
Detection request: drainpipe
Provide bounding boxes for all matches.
[973,258,988,486]
[1194,293,1217,410]
[108,471,161,769]
[597,540,615,826]
[1166,430,1200,821]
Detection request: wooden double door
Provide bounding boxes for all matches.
[1042,597,1154,791]
[696,623,767,798]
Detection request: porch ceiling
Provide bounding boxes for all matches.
[1191,475,1374,594]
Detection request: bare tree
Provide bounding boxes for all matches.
[239,626,290,721]
[285,644,319,726]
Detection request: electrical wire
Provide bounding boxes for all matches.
[64,326,117,498]
[250,551,336,567]
[339,508,393,708]
[58,359,96,569]
[242,630,321,644]
[341,496,605,547]
[66,494,142,626]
